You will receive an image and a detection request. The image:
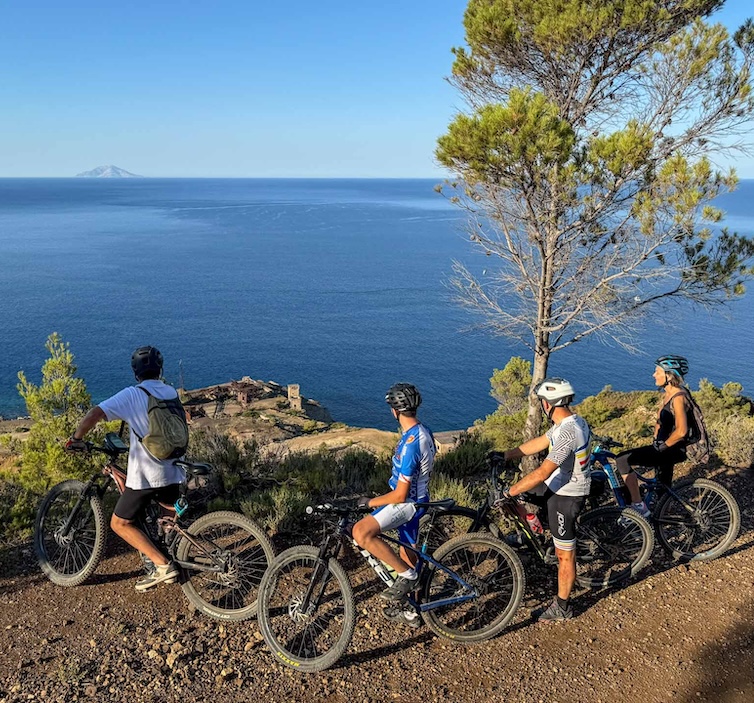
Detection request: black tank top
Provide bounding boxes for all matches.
[657,392,691,443]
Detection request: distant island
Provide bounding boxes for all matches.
[75,165,143,178]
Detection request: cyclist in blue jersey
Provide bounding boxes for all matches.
[353,383,435,617]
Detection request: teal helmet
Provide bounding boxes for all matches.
[655,355,689,378]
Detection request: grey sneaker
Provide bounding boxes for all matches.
[379,574,419,602]
[382,605,421,629]
[537,598,573,622]
[628,501,651,519]
[135,561,179,592]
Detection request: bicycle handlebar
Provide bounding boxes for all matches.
[591,435,624,450]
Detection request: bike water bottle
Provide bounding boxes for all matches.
[525,512,544,534]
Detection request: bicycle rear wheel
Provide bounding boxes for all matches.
[422,533,524,643]
[34,479,107,587]
[258,546,355,672]
[654,478,740,562]
[576,506,654,589]
[177,511,274,621]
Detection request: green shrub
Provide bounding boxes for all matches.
[709,415,754,467]
[241,484,310,533]
[434,432,492,480]
[477,408,527,450]
[694,379,753,424]
[429,472,486,507]
[302,420,319,434]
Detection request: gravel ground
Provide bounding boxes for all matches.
[1,465,752,703]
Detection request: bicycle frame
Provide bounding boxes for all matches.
[303,510,479,617]
[589,444,700,517]
[56,452,230,577]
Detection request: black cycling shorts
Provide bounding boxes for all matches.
[527,491,585,552]
[113,484,181,521]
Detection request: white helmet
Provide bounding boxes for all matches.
[534,377,575,407]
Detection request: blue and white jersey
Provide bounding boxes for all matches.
[389,423,435,502]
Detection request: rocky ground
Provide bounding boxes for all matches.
[0,463,752,703]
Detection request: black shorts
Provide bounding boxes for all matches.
[113,484,181,521]
[527,491,585,551]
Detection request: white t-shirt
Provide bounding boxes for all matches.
[543,414,592,496]
[98,379,186,491]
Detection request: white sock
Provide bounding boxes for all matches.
[398,568,417,580]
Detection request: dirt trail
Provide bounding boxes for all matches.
[1,467,752,703]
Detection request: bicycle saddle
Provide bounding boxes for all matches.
[173,460,212,476]
[414,498,456,512]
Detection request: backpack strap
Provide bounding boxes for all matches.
[132,385,153,442]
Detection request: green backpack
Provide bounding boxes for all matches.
[136,386,189,460]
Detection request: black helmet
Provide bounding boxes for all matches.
[131,346,163,380]
[385,383,422,413]
[656,355,689,378]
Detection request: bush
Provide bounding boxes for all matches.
[709,415,754,467]
[434,432,492,480]
[429,472,486,507]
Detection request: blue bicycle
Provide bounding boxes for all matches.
[257,500,525,672]
[589,435,740,562]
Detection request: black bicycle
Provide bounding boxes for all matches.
[589,435,740,561]
[257,499,525,672]
[34,432,275,621]
[421,458,654,589]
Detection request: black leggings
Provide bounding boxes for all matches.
[615,444,686,487]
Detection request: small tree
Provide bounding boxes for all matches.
[437,1,754,442]
[16,333,93,492]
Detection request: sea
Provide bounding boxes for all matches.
[0,178,752,431]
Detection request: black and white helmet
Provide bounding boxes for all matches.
[385,383,422,413]
[534,377,575,407]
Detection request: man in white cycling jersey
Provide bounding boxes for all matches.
[352,383,435,627]
[502,377,591,622]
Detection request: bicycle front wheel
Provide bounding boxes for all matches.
[422,534,524,643]
[177,511,274,621]
[419,506,499,555]
[576,506,654,589]
[654,478,740,562]
[257,546,355,672]
[34,479,107,587]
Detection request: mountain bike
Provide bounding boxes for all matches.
[421,458,654,589]
[257,499,525,672]
[34,432,275,620]
[589,435,740,562]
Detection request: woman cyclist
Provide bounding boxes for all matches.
[616,355,693,517]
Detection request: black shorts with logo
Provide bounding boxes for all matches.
[113,484,181,521]
[527,490,586,551]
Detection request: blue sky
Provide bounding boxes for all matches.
[0,1,752,177]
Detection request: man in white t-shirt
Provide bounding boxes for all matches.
[502,377,591,622]
[67,346,185,591]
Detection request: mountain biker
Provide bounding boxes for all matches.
[502,377,591,622]
[66,346,185,591]
[615,355,692,518]
[352,383,435,626]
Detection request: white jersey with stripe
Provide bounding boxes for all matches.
[543,414,591,497]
